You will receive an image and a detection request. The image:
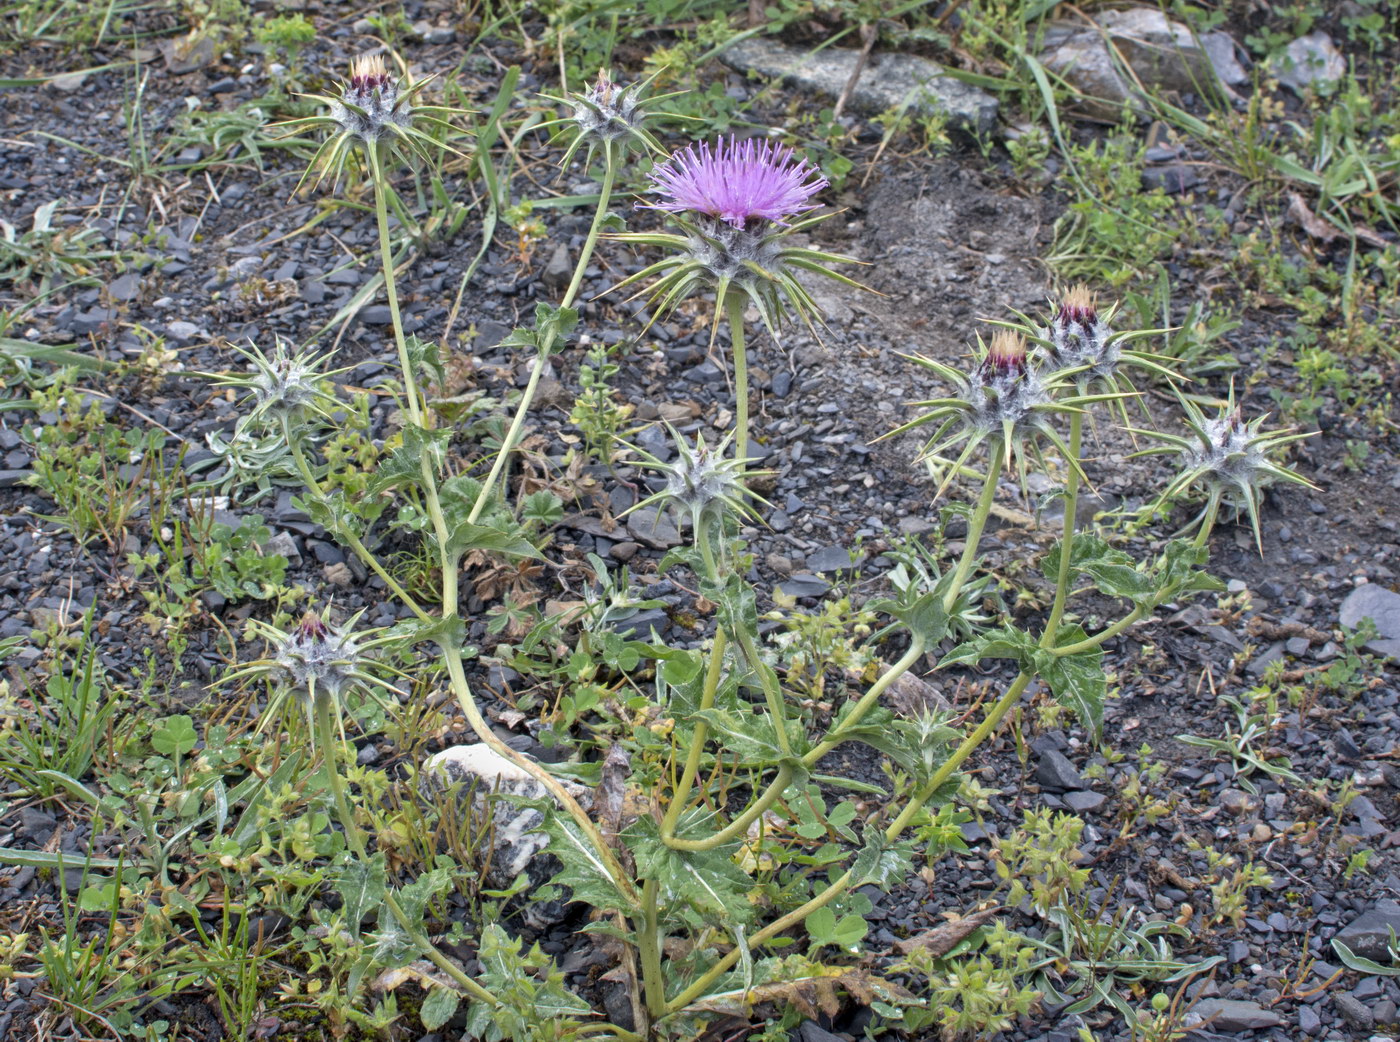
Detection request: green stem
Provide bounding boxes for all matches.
[440,644,637,904]
[637,879,666,1020]
[312,694,500,1009]
[944,451,1004,615]
[733,627,793,757]
[1194,492,1221,549]
[468,143,621,525]
[726,288,750,465]
[1049,605,1146,657]
[282,418,432,624]
[665,671,1032,1014]
[1040,411,1083,649]
[803,638,926,766]
[664,763,793,852]
[660,629,728,841]
[369,144,457,613]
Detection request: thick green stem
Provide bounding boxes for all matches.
[726,288,750,465]
[468,144,620,524]
[1049,605,1146,657]
[944,451,1004,615]
[1194,492,1221,549]
[637,879,666,1020]
[313,694,500,1009]
[660,628,728,841]
[1041,411,1083,649]
[369,145,457,614]
[803,638,926,766]
[282,418,432,624]
[440,647,637,904]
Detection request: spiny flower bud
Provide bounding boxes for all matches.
[1134,389,1315,551]
[280,51,467,191]
[1046,284,1116,375]
[206,338,346,430]
[333,54,411,143]
[276,611,364,703]
[980,330,1029,380]
[223,609,402,727]
[627,425,770,533]
[887,330,1105,499]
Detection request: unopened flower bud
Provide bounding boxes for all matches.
[980,330,1029,381]
[333,53,411,144]
[1046,284,1115,375]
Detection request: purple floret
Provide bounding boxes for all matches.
[644,136,828,229]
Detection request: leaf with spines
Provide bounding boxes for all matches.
[626,812,755,926]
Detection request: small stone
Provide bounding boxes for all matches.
[609,541,640,563]
[1340,585,1400,659]
[719,38,998,134]
[1220,788,1261,816]
[776,573,831,600]
[807,545,861,574]
[543,244,571,290]
[1271,31,1345,93]
[324,562,354,586]
[1334,993,1375,1032]
[1141,164,1200,194]
[107,273,141,301]
[1298,1003,1322,1035]
[1034,749,1087,792]
[1188,998,1283,1031]
[1063,790,1105,813]
[166,320,201,340]
[1371,999,1396,1026]
[627,506,681,549]
[360,305,393,325]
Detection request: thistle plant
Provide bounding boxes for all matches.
[194,60,1318,1039]
[614,134,864,463]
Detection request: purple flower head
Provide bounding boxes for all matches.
[645,136,828,230]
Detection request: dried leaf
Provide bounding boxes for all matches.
[598,743,630,836]
[1287,192,1339,244]
[891,905,1003,956]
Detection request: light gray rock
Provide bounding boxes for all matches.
[1042,8,1243,119]
[719,38,998,134]
[1339,585,1400,659]
[1188,998,1284,1031]
[420,745,589,929]
[1270,32,1345,93]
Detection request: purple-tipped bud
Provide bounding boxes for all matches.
[980,331,1029,382]
[348,54,393,95]
[275,611,361,703]
[1046,284,1115,375]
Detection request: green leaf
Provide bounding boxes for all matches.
[369,425,451,495]
[1044,535,1154,603]
[335,853,387,939]
[806,906,869,951]
[848,832,916,891]
[419,983,463,1031]
[626,812,754,925]
[941,626,1039,671]
[406,334,445,387]
[443,519,542,563]
[539,810,636,915]
[151,714,199,757]
[692,707,786,766]
[499,303,579,356]
[1040,631,1105,735]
